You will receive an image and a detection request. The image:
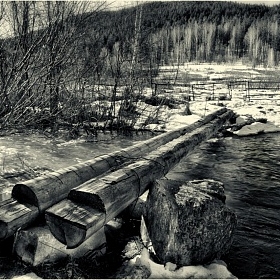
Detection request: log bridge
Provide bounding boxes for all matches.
[0,108,234,250]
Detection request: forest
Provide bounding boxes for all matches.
[0,1,280,134]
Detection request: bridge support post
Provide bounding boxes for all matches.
[13,225,106,267]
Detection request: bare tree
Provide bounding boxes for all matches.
[0,1,106,131]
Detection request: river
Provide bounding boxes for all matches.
[0,132,152,188]
[1,132,280,278]
[167,133,280,279]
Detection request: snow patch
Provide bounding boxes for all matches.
[12,273,42,279]
[130,248,237,279]
[233,121,280,136]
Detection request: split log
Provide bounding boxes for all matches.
[0,109,227,241]
[45,109,234,248]
[12,107,227,213]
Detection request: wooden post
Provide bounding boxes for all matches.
[246,81,250,101]
[45,109,234,248]
[192,85,195,101]
[1,108,228,240]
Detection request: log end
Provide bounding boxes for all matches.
[12,184,38,208]
[46,213,87,249]
[45,199,106,249]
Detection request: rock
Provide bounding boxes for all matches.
[233,121,280,136]
[165,262,177,271]
[144,179,237,266]
[122,237,144,259]
[114,258,151,279]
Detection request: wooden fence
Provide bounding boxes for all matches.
[153,80,280,102]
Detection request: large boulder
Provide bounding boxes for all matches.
[144,179,237,266]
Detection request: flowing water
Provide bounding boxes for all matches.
[0,132,152,190]
[1,132,280,278]
[167,133,280,279]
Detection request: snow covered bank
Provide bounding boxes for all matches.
[147,100,280,137]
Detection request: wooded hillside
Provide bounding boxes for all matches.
[0,1,279,132]
[80,1,280,69]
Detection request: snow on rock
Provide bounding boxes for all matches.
[118,248,237,279]
[233,121,280,136]
[235,115,251,124]
[227,102,280,127]
[12,273,42,279]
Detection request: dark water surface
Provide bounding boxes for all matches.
[167,133,280,279]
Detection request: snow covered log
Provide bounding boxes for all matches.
[45,109,234,248]
[12,107,228,213]
[144,179,237,266]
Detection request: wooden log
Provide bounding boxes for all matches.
[12,108,227,213]
[1,108,226,241]
[0,199,39,240]
[45,109,234,248]
[46,200,106,248]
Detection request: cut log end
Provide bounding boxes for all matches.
[12,184,38,208]
[46,215,87,249]
[45,200,106,249]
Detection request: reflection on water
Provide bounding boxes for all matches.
[167,133,280,279]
